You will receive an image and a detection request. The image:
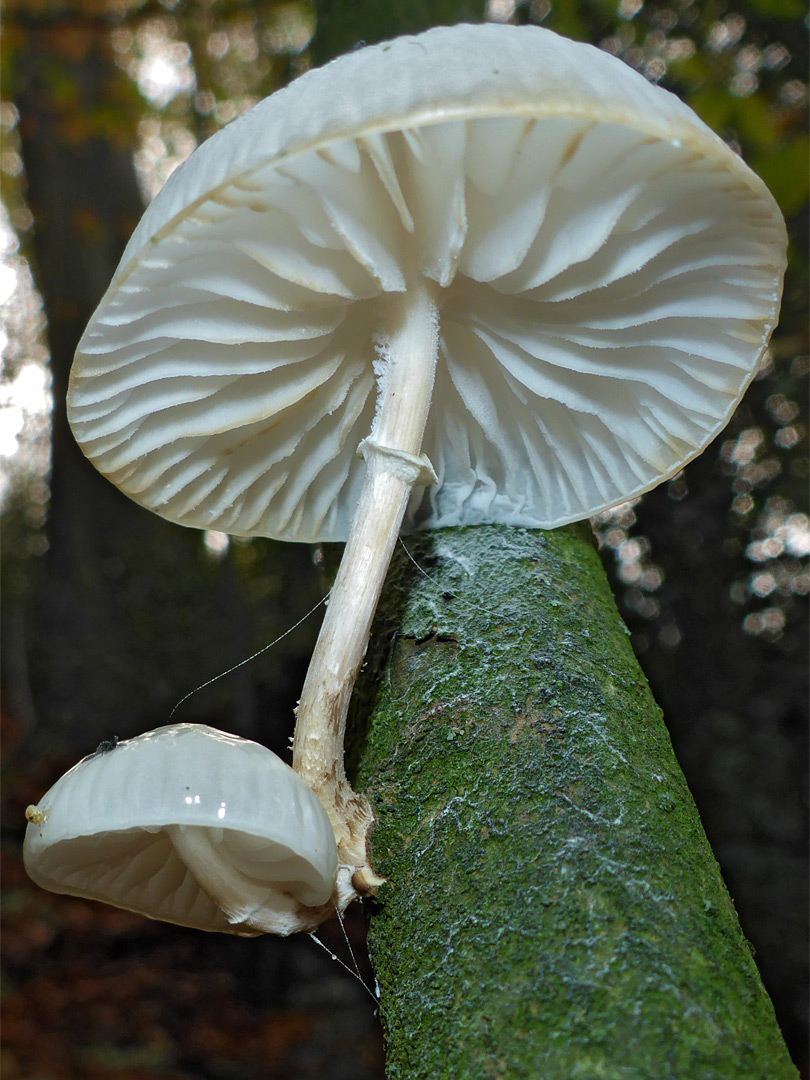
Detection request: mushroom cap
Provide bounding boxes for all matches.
[23,724,338,936]
[68,23,787,542]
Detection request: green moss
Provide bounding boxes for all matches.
[351,525,795,1079]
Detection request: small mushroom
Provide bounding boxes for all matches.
[66,25,786,902]
[23,724,339,935]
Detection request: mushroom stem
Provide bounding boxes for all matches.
[165,824,333,933]
[292,277,440,902]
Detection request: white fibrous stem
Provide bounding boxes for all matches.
[166,824,333,935]
[292,277,440,908]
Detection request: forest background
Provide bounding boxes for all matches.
[1,0,807,1077]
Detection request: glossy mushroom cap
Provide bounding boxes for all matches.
[23,724,339,935]
[67,23,786,543]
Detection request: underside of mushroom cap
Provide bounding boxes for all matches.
[23,724,339,935]
[68,23,787,542]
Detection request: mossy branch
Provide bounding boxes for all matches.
[350,524,795,1079]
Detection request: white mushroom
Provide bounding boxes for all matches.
[23,724,338,935]
[66,25,786,901]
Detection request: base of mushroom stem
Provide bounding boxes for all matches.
[333,858,386,905]
[323,788,386,911]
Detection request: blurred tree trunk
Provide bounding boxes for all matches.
[353,526,796,1078]
[12,7,157,745]
[7,3,316,753]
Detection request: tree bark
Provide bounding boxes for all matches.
[352,524,796,1079]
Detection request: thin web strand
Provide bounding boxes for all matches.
[334,902,373,997]
[168,590,330,719]
[309,921,378,1002]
